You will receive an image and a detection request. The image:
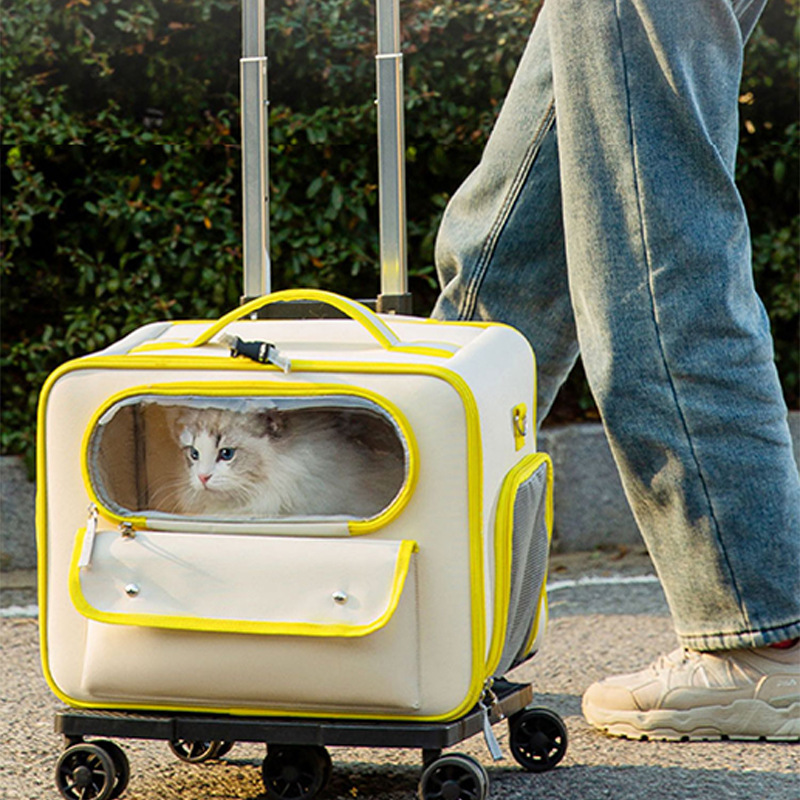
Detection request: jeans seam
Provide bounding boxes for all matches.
[458,102,556,321]
[612,0,750,629]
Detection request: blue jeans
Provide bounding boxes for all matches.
[433,0,800,650]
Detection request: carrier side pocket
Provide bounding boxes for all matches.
[492,454,553,677]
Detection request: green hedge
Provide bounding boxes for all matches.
[2,0,798,469]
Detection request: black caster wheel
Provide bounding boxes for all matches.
[92,741,130,799]
[55,742,116,800]
[261,744,332,800]
[168,738,225,763]
[417,753,489,800]
[509,706,568,773]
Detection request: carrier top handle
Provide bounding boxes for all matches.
[375,0,412,315]
[241,0,270,300]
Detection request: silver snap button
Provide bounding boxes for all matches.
[125,583,140,597]
[332,591,348,605]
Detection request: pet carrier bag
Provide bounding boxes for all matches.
[39,3,566,798]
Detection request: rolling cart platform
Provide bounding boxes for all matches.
[54,679,568,800]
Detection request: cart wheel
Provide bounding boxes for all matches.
[93,741,130,799]
[168,738,224,763]
[55,742,116,800]
[417,753,489,800]
[214,741,235,758]
[261,744,331,800]
[509,707,568,773]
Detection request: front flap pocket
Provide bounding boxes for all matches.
[70,529,417,637]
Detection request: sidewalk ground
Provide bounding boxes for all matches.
[2,548,797,800]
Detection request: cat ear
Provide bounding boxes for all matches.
[256,409,286,438]
[164,406,199,444]
[161,405,185,440]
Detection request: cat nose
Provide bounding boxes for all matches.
[198,474,212,487]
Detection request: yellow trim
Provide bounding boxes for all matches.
[129,341,196,353]
[485,453,553,677]
[79,381,418,535]
[36,352,487,723]
[129,290,457,359]
[68,530,418,638]
[202,290,399,349]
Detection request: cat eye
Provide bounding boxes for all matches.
[188,447,200,461]
[218,447,236,462]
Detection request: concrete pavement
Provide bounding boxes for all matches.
[2,550,797,800]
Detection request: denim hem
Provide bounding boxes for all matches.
[679,619,800,652]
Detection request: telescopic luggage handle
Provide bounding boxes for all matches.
[240,0,269,302]
[239,0,412,314]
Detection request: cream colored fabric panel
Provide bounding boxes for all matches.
[45,370,124,700]
[41,319,540,719]
[449,326,537,663]
[120,316,486,358]
[43,367,478,717]
[79,559,420,712]
[126,320,476,367]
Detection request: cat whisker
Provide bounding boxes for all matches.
[149,477,190,510]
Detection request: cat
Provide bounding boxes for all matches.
[165,405,405,519]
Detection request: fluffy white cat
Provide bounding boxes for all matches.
[169,406,405,519]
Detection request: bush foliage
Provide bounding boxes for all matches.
[2,0,798,467]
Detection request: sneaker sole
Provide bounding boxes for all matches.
[583,698,800,742]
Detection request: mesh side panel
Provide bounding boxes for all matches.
[496,462,550,676]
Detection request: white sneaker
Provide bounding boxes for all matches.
[582,642,800,741]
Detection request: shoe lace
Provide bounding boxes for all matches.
[652,647,702,677]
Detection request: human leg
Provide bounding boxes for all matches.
[544,0,800,650]
[432,0,799,738]
[432,9,579,427]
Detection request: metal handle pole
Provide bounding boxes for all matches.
[375,0,411,313]
[241,0,270,299]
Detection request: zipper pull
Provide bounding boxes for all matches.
[480,681,504,761]
[77,504,99,569]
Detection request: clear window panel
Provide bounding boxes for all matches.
[87,395,408,521]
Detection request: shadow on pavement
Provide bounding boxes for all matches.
[488,762,800,800]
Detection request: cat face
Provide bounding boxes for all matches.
[172,407,282,513]
[179,427,239,491]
